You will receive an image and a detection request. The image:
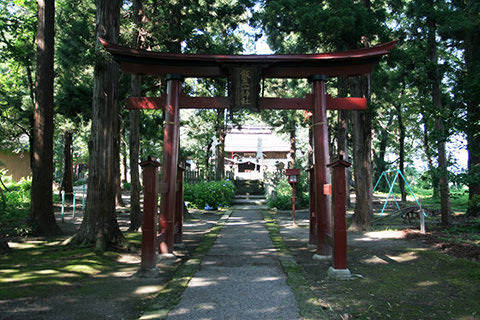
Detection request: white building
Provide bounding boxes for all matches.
[224,126,290,180]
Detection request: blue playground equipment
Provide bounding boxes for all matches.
[61,184,86,223]
[373,169,426,233]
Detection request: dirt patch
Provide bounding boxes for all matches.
[403,229,480,262]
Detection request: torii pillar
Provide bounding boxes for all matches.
[158,73,183,254]
[311,75,333,258]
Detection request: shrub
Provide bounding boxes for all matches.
[0,178,32,238]
[267,176,309,210]
[184,179,235,210]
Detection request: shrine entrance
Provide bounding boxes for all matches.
[101,39,396,275]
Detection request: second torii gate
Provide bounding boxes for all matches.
[101,39,396,274]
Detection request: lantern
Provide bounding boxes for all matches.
[285,168,301,225]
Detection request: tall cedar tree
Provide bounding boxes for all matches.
[462,0,480,216]
[72,0,125,250]
[128,0,143,231]
[29,0,61,235]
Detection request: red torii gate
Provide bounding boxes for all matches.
[101,39,396,276]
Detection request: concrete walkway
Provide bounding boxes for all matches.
[166,201,301,320]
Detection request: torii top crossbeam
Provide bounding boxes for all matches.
[100,39,396,78]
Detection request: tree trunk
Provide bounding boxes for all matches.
[115,118,125,207]
[373,113,392,193]
[337,76,351,207]
[395,99,407,202]
[72,0,124,250]
[427,9,451,226]
[205,141,212,177]
[465,0,480,216]
[61,131,74,200]
[215,109,225,180]
[349,76,373,232]
[289,127,296,169]
[29,0,61,236]
[128,0,143,231]
[422,113,439,197]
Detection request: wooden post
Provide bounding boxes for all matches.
[159,74,183,254]
[327,155,351,270]
[174,166,185,244]
[140,156,160,270]
[307,166,316,245]
[311,75,332,257]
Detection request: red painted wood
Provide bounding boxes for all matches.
[139,156,160,269]
[312,78,332,256]
[285,168,301,176]
[127,95,366,111]
[159,77,182,254]
[307,167,317,245]
[327,156,351,270]
[327,95,366,110]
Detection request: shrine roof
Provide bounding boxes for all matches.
[100,38,396,78]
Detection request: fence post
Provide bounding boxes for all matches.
[139,156,160,273]
[327,155,352,279]
[61,191,65,223]
[72,190,76,218]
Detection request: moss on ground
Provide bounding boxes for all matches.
[315,248,480,319]
[0,240,128,300]
[271,210,480,320]
[262,210,328,320]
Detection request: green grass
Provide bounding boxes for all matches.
[262,210,328,320]
[0,239,130,300]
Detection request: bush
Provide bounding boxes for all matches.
[267,176,309,210]
[0,178,32,238]
[184,179,235,210]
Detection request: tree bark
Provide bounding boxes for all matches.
[215,109,225,180]
[29,0,61,236]
[373,113,393,192]
[289,126,296,169]
[128,0,144,231]
[465,0,480,216]
[61,131,74,200]
[427,8,451,226]
[205,141,212,178]
[422,113,439,197]
[115,118,125,207]
[394,96,407,202]
[349,76,373,232]
[72,0,124,250]
[337,77,351,207]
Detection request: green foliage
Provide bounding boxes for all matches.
[184,180,235,210]
[0,176,32,238]
[267,173,309,210]
[122,182,131,191]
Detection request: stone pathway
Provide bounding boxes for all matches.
[166,200,301,320]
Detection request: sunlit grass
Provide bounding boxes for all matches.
[0,239,131,299]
